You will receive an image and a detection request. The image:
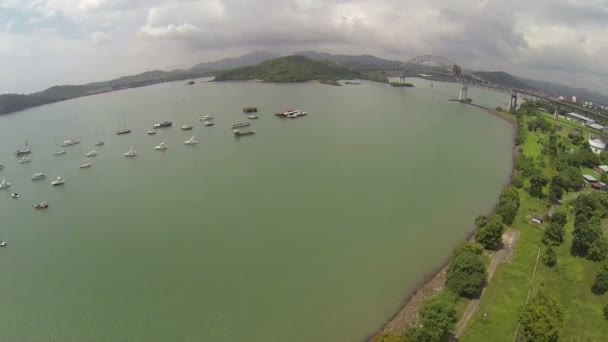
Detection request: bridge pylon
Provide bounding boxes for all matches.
[509,94,518,111]
[458,84,468,101]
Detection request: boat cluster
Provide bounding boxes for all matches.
[274,109,307,119]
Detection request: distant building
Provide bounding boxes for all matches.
[566,112,595,125]
[558,96,565,101]
[572,96,577,103]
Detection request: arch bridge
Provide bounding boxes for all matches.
[381,54,546,111]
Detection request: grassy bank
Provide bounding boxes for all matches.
[376,101,608,342]
[461,105,608,341]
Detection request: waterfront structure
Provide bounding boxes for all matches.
[565,112,595,125]
[589,134,607,154]
[588,123,604,131]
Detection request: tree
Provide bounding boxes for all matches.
[542,247,557,267]
[446,251,486,298]
[454,242,483,256]
[588,238,608,262]
[405,292,457,341]
[529,168,548,198]
[601,172,608,184]
[512,173,524,188]
[578,145,600,168]
[548,175,565,204]
[550,212,568,228]
[543,222,565,246]
[496,187,520,226]
[546,133,558,157]
[571,218,604,258]
[475,215,504,250]
[594,265,608,294]
[519,289,564,342]
[474,215,488,229]
[561,167,584,191]
[604,304,608,319]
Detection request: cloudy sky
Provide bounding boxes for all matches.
[0,0,607,95]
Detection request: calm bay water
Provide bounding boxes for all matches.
[0,79,513,341]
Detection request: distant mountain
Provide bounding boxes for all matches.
[191,51,278,72]
[294,51,401,70]
[0,68,208,115]
[214,55,370,83]
[472,71,535,91]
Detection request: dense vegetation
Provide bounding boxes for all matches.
[214,55,368,83]
[518,289,564,342]
[446,250,487,297]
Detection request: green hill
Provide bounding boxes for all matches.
[472,71,534,91]
[213,55,367,83]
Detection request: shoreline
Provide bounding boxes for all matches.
[368,105,517,341]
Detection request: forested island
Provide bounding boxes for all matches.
[213,55,384,84]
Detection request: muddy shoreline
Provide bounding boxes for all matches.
[367,105,517,341]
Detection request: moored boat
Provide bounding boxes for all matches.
[52,149,67,156]
[116,129,131,135]
[0,241,7,246]
[124,147,138,157]
[233,129,255,137]
[95,141,105,146]
[85,150,98,157]
[147,130,157,135]
[33,202,48,209]
[61,139,79,147]
[51,177,65,186]
[181,125,194,130]
[11,193,19,199]
[0,178,10,189]
[231,122,251,129]
[155,143,168,150]
[79,162,92,168]
[154,121,172,129]
[247,114,258,119]
[184,136,199,145]
[32,173,46,181]
[200,114,213,121]
[19,157,31,164]
[203,121,214,126]
[15,149,31,156]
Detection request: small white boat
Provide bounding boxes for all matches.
[0,241,7,247]
[184,136,199,145]
[61,139,79,147]
[32,173,46,181]
[155,143,168,150]
[79,162,91,168]
[95,141,105,146]
[299,111,307,116]
[52,149,67,156]
[11,193,19,199]
[200,114,213,121]
[0,178,10,189]
[203,121,214,126]
[51,177,65,186]
[124,147,138,157]
[181,125,194,130]
[85,150,98,157]
[19,157,31,164]
[248,114,258,119]
[147,130,157,135]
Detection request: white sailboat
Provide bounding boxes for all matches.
[184,136,199,145]
[124,147,137,157]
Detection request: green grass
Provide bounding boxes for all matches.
[461,114,608,341]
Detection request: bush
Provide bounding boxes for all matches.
[446,251,486,298]
[475,215,504,250]
[542,247,557,267]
